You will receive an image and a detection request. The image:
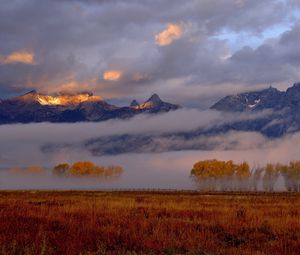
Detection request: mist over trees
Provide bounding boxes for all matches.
[191,160,300,192]
[9,165,47,175]
[7,159,300,191]
[9,161,124,180]
[53,161,123,179]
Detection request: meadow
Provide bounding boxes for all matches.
[0,191,299,255]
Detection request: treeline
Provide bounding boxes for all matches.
[10,165,46,175]
[53,161,123,178]
[9,161,123,179]
[191,160,300,192]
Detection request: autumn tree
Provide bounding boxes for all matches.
[191,159,300,192]
[9,165,46,175]
[69,161,98,176]
[262,164,280,192]
[191,159,238,191]
[235,162,251,191]
[67,161,124,179]
[191,160,218,191]
[280,161,300,192]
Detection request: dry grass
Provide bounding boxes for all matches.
[0,191,300,255]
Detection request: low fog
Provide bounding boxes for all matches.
[0,109,299,190]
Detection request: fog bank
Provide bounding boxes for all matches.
[0,110,299,190]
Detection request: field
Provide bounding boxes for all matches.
[0,191,300,255]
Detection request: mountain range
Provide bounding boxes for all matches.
[41,82,300,155]
[0,90,179,124]
[211,83,300,137]
[4,83,300,155]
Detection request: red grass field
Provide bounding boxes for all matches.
[0,191,300,255]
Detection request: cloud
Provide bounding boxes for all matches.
[103,70,122,81]
[0,107,297,190]
[0,108,273,166]
[0,0,299,105]
[0,51,34,65]
[1,115,300,190]
[0,109,222,190]
[155,23,184,46]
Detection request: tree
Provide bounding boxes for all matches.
[69,161,97,176]
[9,165,46,175]
[53,163,70,176]
[280,161,300,192]
[262,164,279,192]
[67,161,124,178]
[235,162,251,191]
[191,159,238,191]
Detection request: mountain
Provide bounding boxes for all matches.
[130,100,139,108]
[130,94,179,112]
[42,83,300,156]
[210,83,300,137]
[0,91,180,124]
[211,86,284,112]
[211,83,300,113]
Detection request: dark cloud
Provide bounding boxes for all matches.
[0,0,300,106]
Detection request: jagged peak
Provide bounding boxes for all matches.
[240,86,279,96]
[130,99,139,107]
[264,86,279,93]
[287,82,300,93]
[138,94,163,109]
[16,90,39,102]
[147,93,162,103]
[135,93,180,110]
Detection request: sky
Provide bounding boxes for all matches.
[1,0,300,107]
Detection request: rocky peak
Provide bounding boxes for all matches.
[130,99,139,108]
[260,86,280,95]
[138,94,164,109]
[136,94,179,112]
[211,86,283,112]
[147,94,162,104]
[16,90,39,103]
[286,83,300,94]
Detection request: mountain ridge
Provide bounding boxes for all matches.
[41,82,300,155]
[0,91,180,124]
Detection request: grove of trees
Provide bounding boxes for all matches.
[8,161,124,180]
[9,165,47,175]
[191,160,300,192]
[52,161,123,179]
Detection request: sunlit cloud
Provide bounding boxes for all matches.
[0,50,35,64]
[155,23,184,46]
[103,70,122,81]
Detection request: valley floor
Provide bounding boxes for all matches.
[0,191,300,255]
